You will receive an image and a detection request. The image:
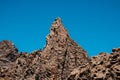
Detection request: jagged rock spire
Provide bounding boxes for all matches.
[42,18,89,80]
[48,17,68,39]
[43,17,69,55]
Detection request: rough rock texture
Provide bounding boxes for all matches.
[0,18,120,80]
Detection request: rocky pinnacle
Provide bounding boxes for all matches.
[0,18,120,80]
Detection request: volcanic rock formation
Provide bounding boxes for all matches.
[0,18,120,80]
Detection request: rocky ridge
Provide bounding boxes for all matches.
[0,18,120,80]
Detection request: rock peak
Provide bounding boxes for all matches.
[44,18,69,55]
[42,18,89,80]
[51,17,63,29]
[49,18,68,38]
[54,17,61,22]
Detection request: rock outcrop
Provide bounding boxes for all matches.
[0,18,120,80]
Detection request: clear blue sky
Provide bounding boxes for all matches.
[0,0,120,56]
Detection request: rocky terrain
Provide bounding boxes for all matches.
[0,18,120,80]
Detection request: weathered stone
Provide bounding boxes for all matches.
[0,18,120,80]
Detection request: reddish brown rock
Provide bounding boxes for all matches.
[40,18,89,80]
[0,18,120,80]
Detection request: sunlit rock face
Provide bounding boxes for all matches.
[0,18,120,80]
[41,18,89,80]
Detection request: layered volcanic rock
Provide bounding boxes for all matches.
[0,18,120,80]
